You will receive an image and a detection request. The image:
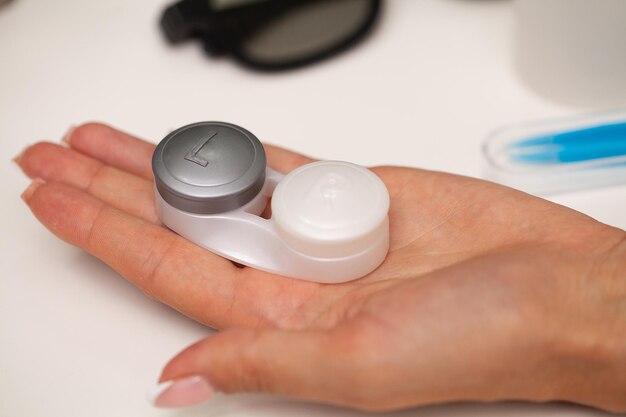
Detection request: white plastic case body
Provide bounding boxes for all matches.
[156,166,389,283]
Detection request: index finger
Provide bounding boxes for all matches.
[23,180,331,330]
[65,123,316,179]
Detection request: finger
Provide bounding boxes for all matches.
[66,122,156,180]
[152,326,372,409]
[263,143,315,173]
[22,180,322,328]
[17,142,159,224]
[65,123,316,177]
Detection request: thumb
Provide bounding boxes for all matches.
[148,327,369,409]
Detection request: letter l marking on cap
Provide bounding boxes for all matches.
[184,131,217,167]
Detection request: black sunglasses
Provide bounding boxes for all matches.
[160,0,382,71]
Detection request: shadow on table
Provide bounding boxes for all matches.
[168,393,612,417]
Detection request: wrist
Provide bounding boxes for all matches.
[551,232,626,412]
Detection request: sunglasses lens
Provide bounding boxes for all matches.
[238,0,376,67]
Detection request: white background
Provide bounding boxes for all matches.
[1,0,625,416]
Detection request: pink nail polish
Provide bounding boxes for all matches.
[147,375,214,408]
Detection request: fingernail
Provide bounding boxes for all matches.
[12,150,24,166]
[61,125,77,147]
[21,178,45,203]
[147,375,214,408]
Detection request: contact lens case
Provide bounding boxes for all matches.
[152,122,390,283]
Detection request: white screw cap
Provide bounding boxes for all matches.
[271,161,390,259]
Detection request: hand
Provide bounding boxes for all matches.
[16,123,626,412]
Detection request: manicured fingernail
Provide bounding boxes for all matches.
[21,178,45,203]
[61,125,77,146]
[147,375,214,408]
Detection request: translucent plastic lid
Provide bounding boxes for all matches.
[271,161,389,258]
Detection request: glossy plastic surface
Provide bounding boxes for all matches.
[271,161,389,258]
[483,110,626,195]
[153,122,266,214]
[155,167,389,283]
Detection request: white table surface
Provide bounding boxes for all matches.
[1,0,625,416]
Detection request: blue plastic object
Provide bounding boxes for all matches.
[509,121,626,164]
[483,110,626,195]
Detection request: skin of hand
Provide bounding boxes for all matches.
[15,123,626,412]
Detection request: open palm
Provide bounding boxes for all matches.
[17,123,626,412]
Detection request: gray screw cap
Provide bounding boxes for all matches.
[152,122,266,214]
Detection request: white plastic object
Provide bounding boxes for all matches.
[153,122,390,283]
[155,164,389,283]
[514,0,626,107]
